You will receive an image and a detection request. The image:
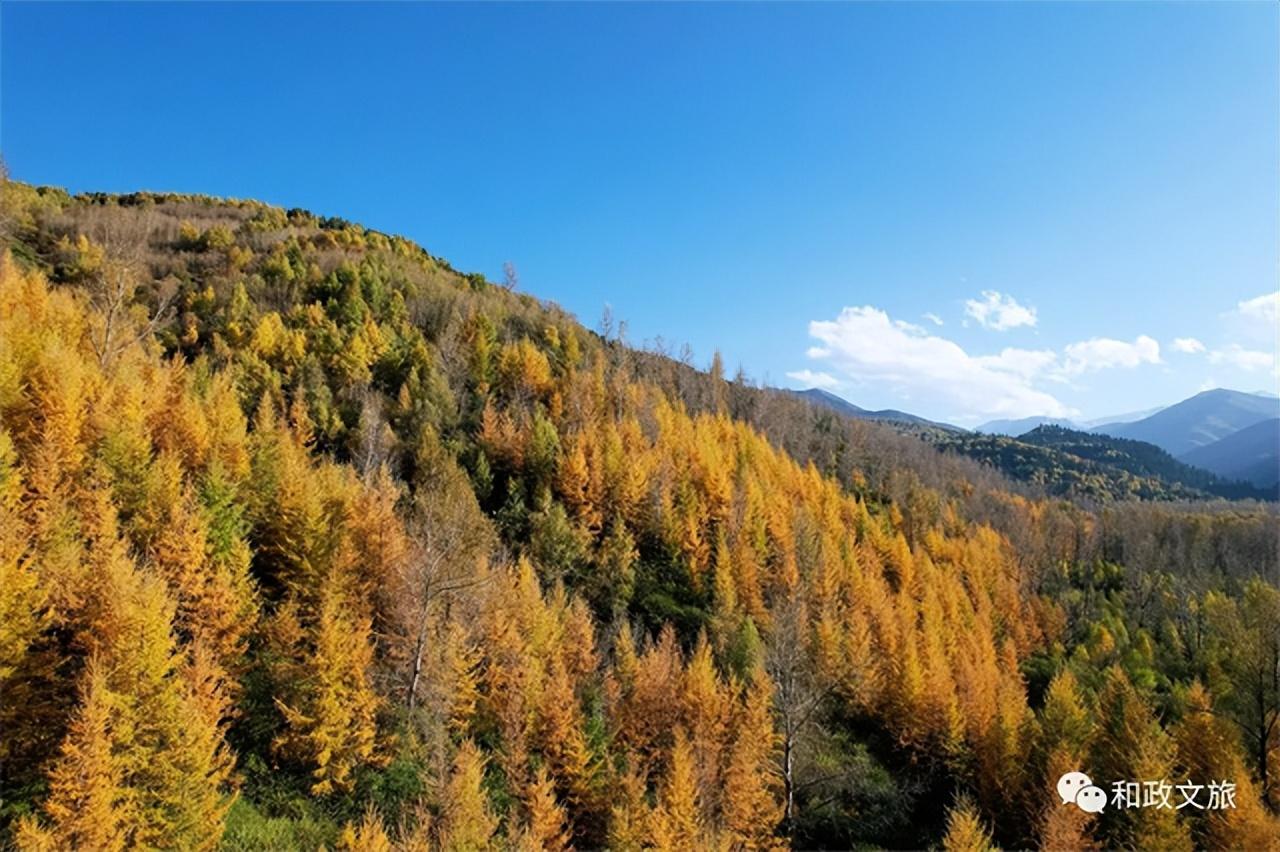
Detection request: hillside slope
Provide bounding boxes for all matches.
[928,429,1215,503]
[1016,424,1274,500]
[2,182,1277,851]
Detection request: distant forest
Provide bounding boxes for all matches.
[928,424,1276,504]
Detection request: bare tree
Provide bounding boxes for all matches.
[767,593,837,839]
[502,260,519,292]
[79,211,175,368]
[353,391,395,479]
[598,304,615,341]
[395,437,495,713]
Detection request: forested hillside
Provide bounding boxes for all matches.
[1,183,1277,850]
[928,425,1276,503]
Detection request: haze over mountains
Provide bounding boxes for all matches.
[978,406,1169,438]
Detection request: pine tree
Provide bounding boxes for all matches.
[1173,682,1280,850]
[681,634,730,819]
[942,796,998,852]
[1091,667,1191,851]
[511,765,571,852]
[76,499,234,850]
[149,477,255,685]
[606,761,651,852]
[40,659,129,852]
[1038,745,1099,851]
[620,627,683,774]
[273,560,380,795]
[536,652,600,843]
[0,430,43,685]
[438,739,498,852]
[649,728,703,850]
[339,807,394,852]
[722,669,784,849]
[1035,670,1097,851]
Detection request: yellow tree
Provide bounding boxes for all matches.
[0,430,43,686]
[942,796,998,852]
[82,486,224,838]
[148,474,255,684]
[1091,667,1191,852]
[722,669,784,850]
[649,728,704,850]
[618,627,683,774]
[1035,670,1097,851]
[71,501,234,850]
[1173,682,1280,850]
[535,654,598,837]
[510,765,571,852]
[272,560,380,795]
[438,739,498,851]
[37,659,129,852]
[606,762,650,852]
[338,807,394,852]
[681,634,731,819]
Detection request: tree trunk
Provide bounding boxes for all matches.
[407,627,427,713]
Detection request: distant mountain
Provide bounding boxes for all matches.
[1094,389,1280,457]
[794,388,964,432]
[1079,404,1166,429]
[1180,418,1280,490]
[978,405,1166,437]
[1018,425,1273,501]
[977,416,1074,437]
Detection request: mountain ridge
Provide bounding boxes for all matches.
[1180,418,1280,490]
[1093,388,1279,456]
[791,387,966,432]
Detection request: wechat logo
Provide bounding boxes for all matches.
[1057,771,1106,814]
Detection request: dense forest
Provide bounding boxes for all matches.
[926,425,1276,504]
[1,182,1277,850]
[942,424,1274,503]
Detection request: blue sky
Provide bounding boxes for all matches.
[3,2,1276,424]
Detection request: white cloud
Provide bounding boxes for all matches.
[1171,337,1206,354]
[801,306,1071,418]
[922,312,944,327]
[1208,345,1277,373]
[975,347,1061,380]
[963,290,1038,331]
[1237,291,1278,327]
[1223,290,1279,348]
[1062,335,1161,375]
[786,369,839,389]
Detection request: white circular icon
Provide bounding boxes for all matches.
[1075,785,1106,813]
[1056,771,1092,804]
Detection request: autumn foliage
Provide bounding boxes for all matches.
[0,187,1276,850]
